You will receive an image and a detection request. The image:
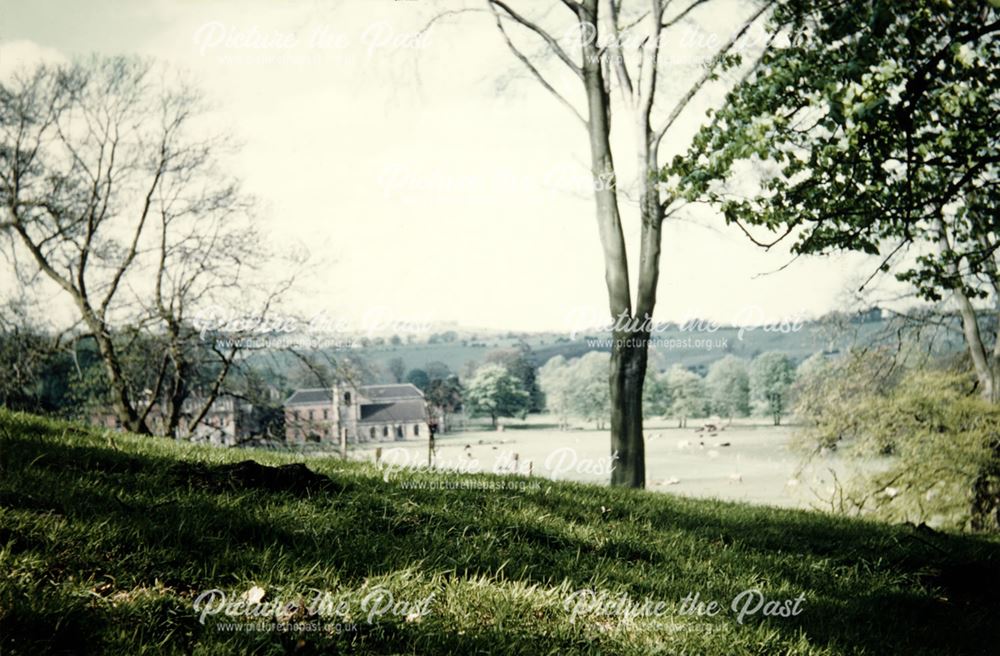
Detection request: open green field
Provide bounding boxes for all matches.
[354,417,877,510]
[2,409,998,655]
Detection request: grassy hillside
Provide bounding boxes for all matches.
[1,410,998,655]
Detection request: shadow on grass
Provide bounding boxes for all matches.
[2,421,999,655]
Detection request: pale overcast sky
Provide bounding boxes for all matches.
[0,0,896,332]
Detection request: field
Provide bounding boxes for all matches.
[2,409,999,655]
[350,417,879,510]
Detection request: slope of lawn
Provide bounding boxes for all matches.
[1,409,998,655]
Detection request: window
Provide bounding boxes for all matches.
[413,425,420,436]
[308,409,314,420]
[293,410,300,421]
[382,426,388,437]
[323,409,329,420]
[370,427,376,440]
[344,392,351,404]
[396,426,403,439]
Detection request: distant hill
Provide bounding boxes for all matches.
[337,315,966,380]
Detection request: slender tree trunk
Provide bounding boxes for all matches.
[937,216,997,402]
[93,330,147,434]
[82,312,149,435]
[578,0,650,488]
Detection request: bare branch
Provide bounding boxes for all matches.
[489,0,584,78]
[660,0,709,30]
[655,0,775,151]
[488,2,587,125]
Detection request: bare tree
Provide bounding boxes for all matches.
[430,0,774,486]
[0,56,293,435]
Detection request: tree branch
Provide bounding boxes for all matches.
[489,0,584,78]
[488,2,587,125]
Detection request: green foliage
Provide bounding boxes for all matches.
[424,361,452,382]
[538,352,612,429]
[665,365,709,426]
[797,364,1000,531]
[750,352,795,425]
[667,0,1000,303]
[485,344,545,413]
[405,368,431,391]
[792,349,900,451]
[538,355,574,428]
[426,376,463,415]
[388,357,407,383]
[642,367,671,419]
[463,363,531,427]
[0,326,73,414]
[706,355,751,419]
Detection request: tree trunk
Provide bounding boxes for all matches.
[87,318,149,435]
[609,330,647,487]
[578,0,648,488]
[955,287,997,402]
[937,216,998,402]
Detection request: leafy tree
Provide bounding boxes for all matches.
[665,365,708,428]
[793,349,900,451]
[750,352,795,425]
[668,0,1000,401]
[425,375,463,433]
[464,363,530,428]
[800,366,1000,533]
[424,361,451,382]
[486,343,544,413]
[568,352,613,430]
[387,357,406,384]
[405,368,431,392]
[791,352,838,432]
[642,367,671,419]
[433,0,776,487]
[706,355,750,421]
[539,355,573,429]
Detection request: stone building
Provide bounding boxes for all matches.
[88,393,258,446]
[283,383,429,445]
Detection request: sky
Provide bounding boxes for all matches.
[0,0,899,333]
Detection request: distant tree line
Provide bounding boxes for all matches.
[540,351,799,428]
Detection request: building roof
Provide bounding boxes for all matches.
[359,400,427,423]
[359,383,424,401]
[284,388,333,406]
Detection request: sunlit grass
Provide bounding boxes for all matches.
[1,409,997,655]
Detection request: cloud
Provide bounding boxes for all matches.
[0,39,67,80]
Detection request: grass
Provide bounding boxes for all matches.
[1,409,998,655]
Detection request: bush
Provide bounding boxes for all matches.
[796,363,1000,532]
